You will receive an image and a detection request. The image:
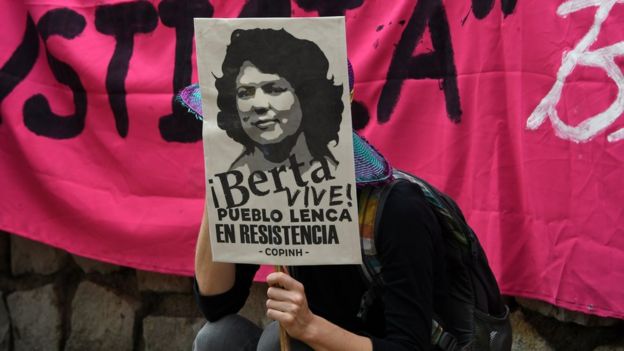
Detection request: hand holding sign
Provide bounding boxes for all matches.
[265,270,373,351]
[266,271,315,341]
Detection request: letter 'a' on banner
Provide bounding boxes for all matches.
[194,17,360,266]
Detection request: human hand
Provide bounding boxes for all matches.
[265,271,317,341]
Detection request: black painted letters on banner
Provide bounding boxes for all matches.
[472,0,518,19]
[240,0,291,17]
[0,15,38,125]
[378,0,461,124]
[95,2,158,138]
[295,0,364,16]
[158,0,213,142]
[24,9,87,139]
[1,0,520,138]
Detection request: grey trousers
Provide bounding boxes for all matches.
[193,314,313,351]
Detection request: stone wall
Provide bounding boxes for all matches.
[0,232,204,351]
[1,231,623,351]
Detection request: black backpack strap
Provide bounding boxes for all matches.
[432,320,460,351]
[398,170,507,315]
[357,177,462,350]
[357,180,401,320]
[394,170,471,247]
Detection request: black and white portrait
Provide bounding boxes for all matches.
[215,28,344,173]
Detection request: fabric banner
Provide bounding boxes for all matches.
[0,0,622,318]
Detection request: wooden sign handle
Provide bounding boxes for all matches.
[274,265,291,351]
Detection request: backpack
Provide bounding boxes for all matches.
[357,169,512,351]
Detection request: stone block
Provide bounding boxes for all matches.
[594,346,624,351]
[72,254,121,274]
[153,294,202,318]
[0,231,9,274]
[0,293,9,351]
[517,298,619,327]
[10,235,68,276]
[519,302,624,350]
[6,284,62,351]
[142,316,204,351]
[136,270,192,293]
[594,344,624,351]
[66,281,140,351]
[510,310,553,351]
[239,282,271,328]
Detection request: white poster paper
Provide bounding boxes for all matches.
[194,17,360,265]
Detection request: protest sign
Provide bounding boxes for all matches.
[194,17,360,265]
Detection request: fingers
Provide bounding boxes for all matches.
[266,285,306,323]
[266,272,304,292]
[266,308,294,324]
[266,295,301,327]
[266,297,308,330]
[265,273,308,322]
[266,299,300,314]
[267,285,304,301]
[264,274,316,341]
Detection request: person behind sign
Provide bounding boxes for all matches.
[181,43,510,348]
[215,28,343,173]
[188,30,448,349]
[192,153,448,351]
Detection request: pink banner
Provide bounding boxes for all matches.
[1,0,623,318]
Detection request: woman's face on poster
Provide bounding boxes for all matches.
[235,61,303,145]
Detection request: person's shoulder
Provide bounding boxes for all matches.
[356,180,428,220]
[384,180,430,217]
[229,152,249,171]
[375,179,441,245]
[229,152,264,172]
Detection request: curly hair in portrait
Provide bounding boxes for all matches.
[215,28,344,165]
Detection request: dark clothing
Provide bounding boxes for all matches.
[195,182,448,351]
